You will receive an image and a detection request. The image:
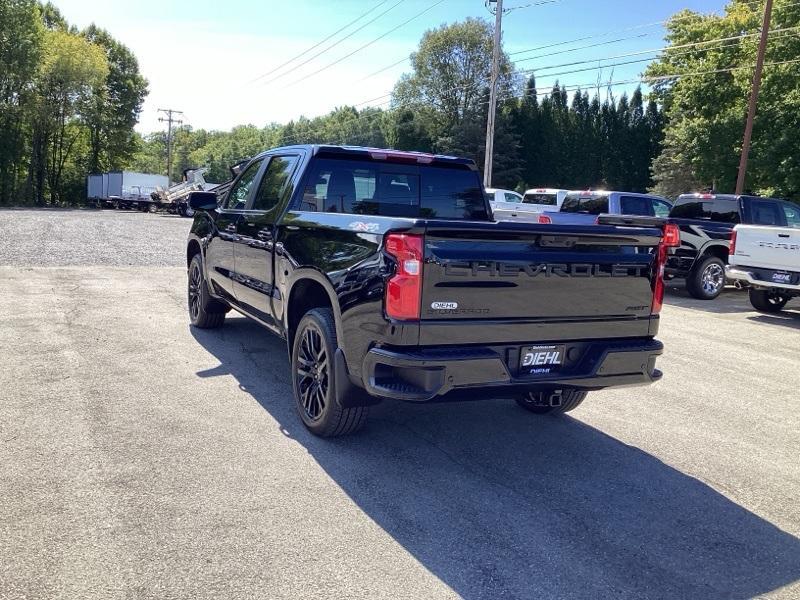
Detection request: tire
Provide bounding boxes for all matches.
[515,389,588,415]
[687,256,726,300]
[291,308,369,437]
[749,288,789,313]
[148,203,158,213]
[187,254,226,328]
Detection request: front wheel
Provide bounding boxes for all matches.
[188,254,226,328]
[515,389,587,415]
[749,288,789,313]
[687,256,726,300]
[291,308,368,437]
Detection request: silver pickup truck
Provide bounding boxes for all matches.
[727,223,800,313]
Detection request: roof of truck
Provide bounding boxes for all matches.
[260,144,476,167]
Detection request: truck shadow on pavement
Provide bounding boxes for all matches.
[192,318,800,599]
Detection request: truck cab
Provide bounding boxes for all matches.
[540,191,672,225]
[666,193,800,299]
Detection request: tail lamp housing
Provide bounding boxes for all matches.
[384,233,423,320]
[537,214,553,224]
[651,224,680,314]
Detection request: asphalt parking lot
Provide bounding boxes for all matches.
[1,208,799,600]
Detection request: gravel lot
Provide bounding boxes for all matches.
[1,209,799,599]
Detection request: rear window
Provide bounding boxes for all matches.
[669,198,740,223]
[561,193,609,214]
[523,193,557,206]
[749,199,784,226]
[620,195,653,216]
[299,157,488,220]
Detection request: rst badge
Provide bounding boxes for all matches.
[520,344,566,375]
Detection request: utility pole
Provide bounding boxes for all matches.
[484,0,503,188]
[736,0,773,195]
[157,108,184,184]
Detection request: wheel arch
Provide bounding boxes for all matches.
[187,238,203,267]
[698,242,730,265]
[285,270,344,349]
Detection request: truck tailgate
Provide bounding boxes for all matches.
[419,221,661,343]
[731,225,800,272]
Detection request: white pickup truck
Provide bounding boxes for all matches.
[727,224,800,312]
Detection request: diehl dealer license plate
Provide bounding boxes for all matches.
[520,344,566,375]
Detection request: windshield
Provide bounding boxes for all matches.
[561,194,609,214]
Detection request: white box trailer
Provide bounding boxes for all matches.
[87,174,104,201]
[88,171,169,211]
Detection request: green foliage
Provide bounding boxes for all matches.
[0,1,147,206]
[0,0,43,204]
[647,0,800,198]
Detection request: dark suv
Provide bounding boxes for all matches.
[666,193,800,299]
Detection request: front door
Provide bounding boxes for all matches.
[206,157,264,300]
[233,154,300,328]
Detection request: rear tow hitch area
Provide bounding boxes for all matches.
[525,389,564,408]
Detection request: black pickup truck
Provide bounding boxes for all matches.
[666,193,800,299]
[186,145,670,436]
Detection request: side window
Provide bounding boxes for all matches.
[782,203,800,228]
[224,159,263,210]
[750,200,783,226]
[652,199,672,218]
[504,192,520,202]
[251,155,299,212]
[620,195,653,216]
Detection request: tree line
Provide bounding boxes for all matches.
[0,1,147,205]
[2,0,798,205]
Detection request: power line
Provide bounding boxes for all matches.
[508,0,800,59]
[518,24,800,70]
[517,27,800,74]
[275,54,800,148]
[356,56,410,83]
[248,0,394,85]
[285,0,448,89]
[259,0,407,87]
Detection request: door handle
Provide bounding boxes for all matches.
[778,234,790,238]
[225,223,237,233]
[257,228,273,241]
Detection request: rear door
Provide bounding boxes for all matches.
[233,153,301,327]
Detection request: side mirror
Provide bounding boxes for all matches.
[188,191,218,211]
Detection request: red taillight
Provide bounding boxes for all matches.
[730,229,738,256]
[663,223,681,247]
[537,214,552,224]
[384,233,423,320]
[651,243,667,314]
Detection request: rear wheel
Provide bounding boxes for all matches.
[515,389,587,415]
[291,308,368,437]
[188,254,226,328]
[687,256,726,300]
[749,288,789,313]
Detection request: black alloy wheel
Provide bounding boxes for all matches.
[295,324,329,422]
[291,308,368,437]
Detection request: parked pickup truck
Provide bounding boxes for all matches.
[491,188,569,222]
[538,191,673,225]
[726,224,800,313]
[185,145,672,437]
[666,193,800,300]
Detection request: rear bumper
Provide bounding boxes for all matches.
[361,338,663,402]
[726,265,800,292]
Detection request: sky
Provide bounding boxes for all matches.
[50,0,725,134]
